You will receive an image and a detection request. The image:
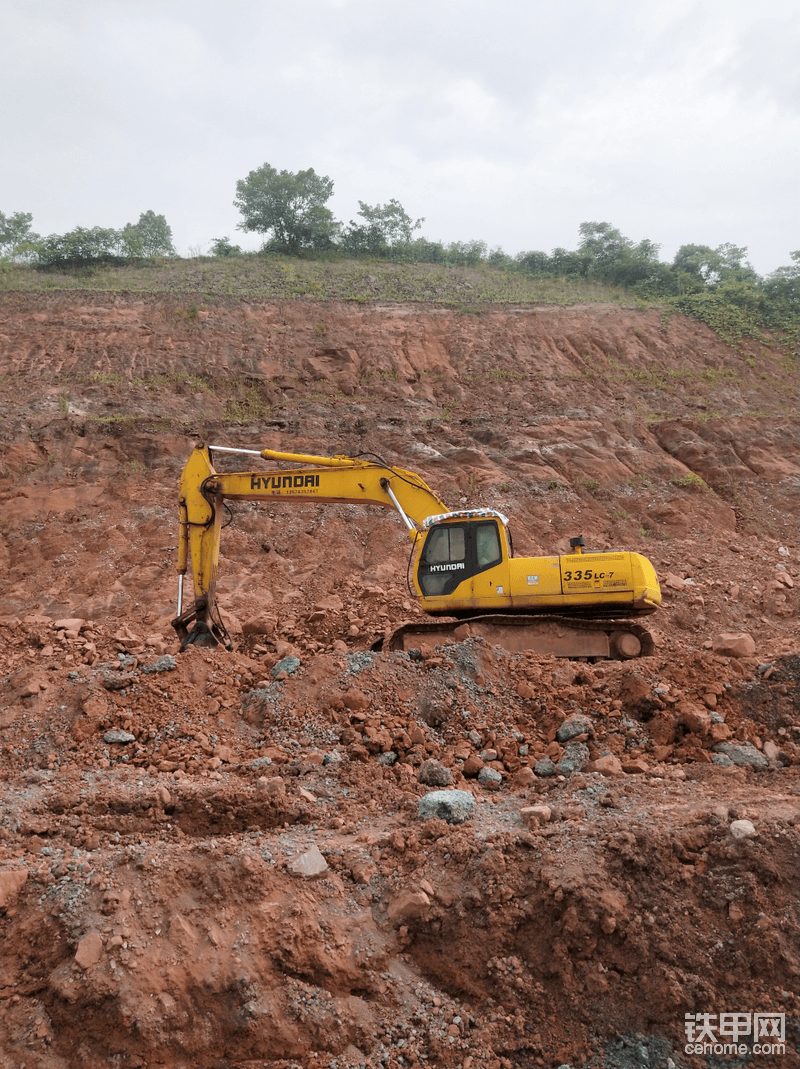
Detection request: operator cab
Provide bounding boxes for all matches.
[417,509,511,596]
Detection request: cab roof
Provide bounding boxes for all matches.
[422,508,509,529]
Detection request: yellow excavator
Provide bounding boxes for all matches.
[172,443,661,659]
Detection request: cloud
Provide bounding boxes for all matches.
[1,0,796,273]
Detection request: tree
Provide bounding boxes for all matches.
[118,210,176,257]
[36,226,121,268]
[578,221,661,286]
[760,251,800,335]
[516,249,553,276]
[672,242,758,287]
[233,163,337,253]
[341,199,424,255]
[0,210,40,261]
[209,235,242,257]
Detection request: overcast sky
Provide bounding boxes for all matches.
[2,0,798,275]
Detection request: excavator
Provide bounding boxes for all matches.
[172,443,661,659]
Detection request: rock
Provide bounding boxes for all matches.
[730,819,758,840]
[270,656,301,678]
[351,860,377,885]
[243,612,276,636]
[712,742,768,769]
[250,756,273,770]
[520,805,551,828]
[418,759,453,787]
[323,750,343,766]
[75,931,103,969]
[418,790,476,824]
[551,663,579,687]
[102,672,137,692]
[142,655,177,674]
[712,632,756,658]
[679,705,712,736]
[663,572,686,591]
[618,673,656,714]
[711,753,734,767]
[378,751,398,766]
[621,757,651,774]
[477,767,503,788]
[647,711,678,746]
[516,681,535,700]
[556,714,593,743]
[709,722,732,742]
[762,740,783,763]
[286,844,328,878]
[103,729,135,744]
[387,889,431,925]
[145,633,170,652]
[534,757,556,778]
[343,687,371,711]
[462,755,484,777]
[588,753,624,777]
[512,766,535,788]
[169,913,198,948]
[557,741,590,777]
[0,868,28,909]
[257,776,286,797]
[55,617,87,632]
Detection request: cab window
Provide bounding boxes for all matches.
[475,522,501,569]
[423,526,466,564]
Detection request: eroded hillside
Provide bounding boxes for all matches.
[0,292,797,1069]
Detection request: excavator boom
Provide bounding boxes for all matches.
[173,443,449,648]
[173,443,661,658]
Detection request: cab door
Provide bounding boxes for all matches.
[467,520,510,608]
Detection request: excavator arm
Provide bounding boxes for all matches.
[173,443,450,649]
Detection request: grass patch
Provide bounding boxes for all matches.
[670,471,709,492]
[0,254,646,308]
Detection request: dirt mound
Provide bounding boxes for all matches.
[0,292,797,1068]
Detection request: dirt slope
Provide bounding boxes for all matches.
[0,292,797,1069]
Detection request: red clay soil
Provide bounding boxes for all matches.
[0,293,797,1069]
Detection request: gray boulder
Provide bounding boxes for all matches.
[712,742,768,769]
[418,790,476,824]
[557,741,590,776]
[556,714,593,743]
[271,656,302,678]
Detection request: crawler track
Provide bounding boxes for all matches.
[386,614,655,659]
